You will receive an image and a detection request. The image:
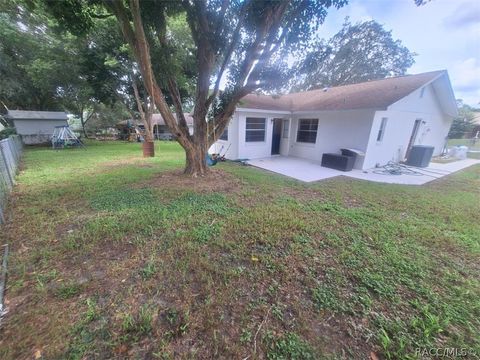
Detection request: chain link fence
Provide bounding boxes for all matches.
[0,136,23,224]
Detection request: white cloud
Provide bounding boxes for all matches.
[452,58,480,91]
[316,0,480,106]
[451,58,480,105]
[444,2,480,28]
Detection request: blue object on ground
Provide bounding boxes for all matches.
[206,154,218,166]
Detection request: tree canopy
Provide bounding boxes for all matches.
[449,100,478,139]
[0,0,83,110]
[292,18,416,91]
[3,0,425,174]
[41,0,351,175]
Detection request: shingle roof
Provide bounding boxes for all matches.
[239,71,446,112]
[6,110,68,120]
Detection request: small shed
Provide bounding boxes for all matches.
[5,110,69,144]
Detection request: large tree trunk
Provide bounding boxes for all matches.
[183,114,209,176]
[107,0,257,176]
[184,143,208,176]
[142,111,155,158]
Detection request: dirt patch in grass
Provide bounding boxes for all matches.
[141,168,243,194]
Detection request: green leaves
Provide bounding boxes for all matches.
[293,18,416,91]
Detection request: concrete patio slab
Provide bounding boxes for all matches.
[246,156,480,185]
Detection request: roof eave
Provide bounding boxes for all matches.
[291,107,385,114]
[236,107,291,115]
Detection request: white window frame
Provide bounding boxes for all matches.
[282,119,289,139]
[376,117,388,142]
[245,117,266,143]
[296,118,318,144]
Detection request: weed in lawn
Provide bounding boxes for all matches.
[121,313,136,333]
[55,283,82,299]
[63,297,111,359]
[35,269,58,291]
[163,308,189,339]
[240,329,253,344]
[168,192,234,217]
[312,284,343,313]
[264,332,315,360]
[139,260,157,280]
[90,188,157,211]
[358,271,397,300]
[137,305,154,335]
[271,303,284,321]
[190,221,223,244]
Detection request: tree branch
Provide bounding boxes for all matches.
[167,77,190,136]
[205,0,250,109]
[105,0,192,147]
[131,74,145,120]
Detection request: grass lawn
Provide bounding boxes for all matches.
[1,141,479,359]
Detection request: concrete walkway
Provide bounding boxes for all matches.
[246,156,480,185]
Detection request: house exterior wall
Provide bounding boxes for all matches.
[362,84,453,169]
[209,112,240,159]
[288,110,375,169]
[237,111,281,159]
[215,109,375,168]
[212,110,291,160]
[13,119,68,145]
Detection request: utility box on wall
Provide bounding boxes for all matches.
[406,145,434,167]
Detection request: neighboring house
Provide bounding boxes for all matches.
[211,70,458,170]
[151,113,194,140]
[5,110,68,145]
[120,113,194,140]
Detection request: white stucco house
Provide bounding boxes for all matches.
[211,70,458,170]
[5,110,69,145]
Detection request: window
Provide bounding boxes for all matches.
[158,125,167,134]
[219,127,228,141]
[376,117,388,142]
[282,119,289,138]
[296,119,318,143]
[245,117,266,142]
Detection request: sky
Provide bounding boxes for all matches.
[316,0,480,107]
